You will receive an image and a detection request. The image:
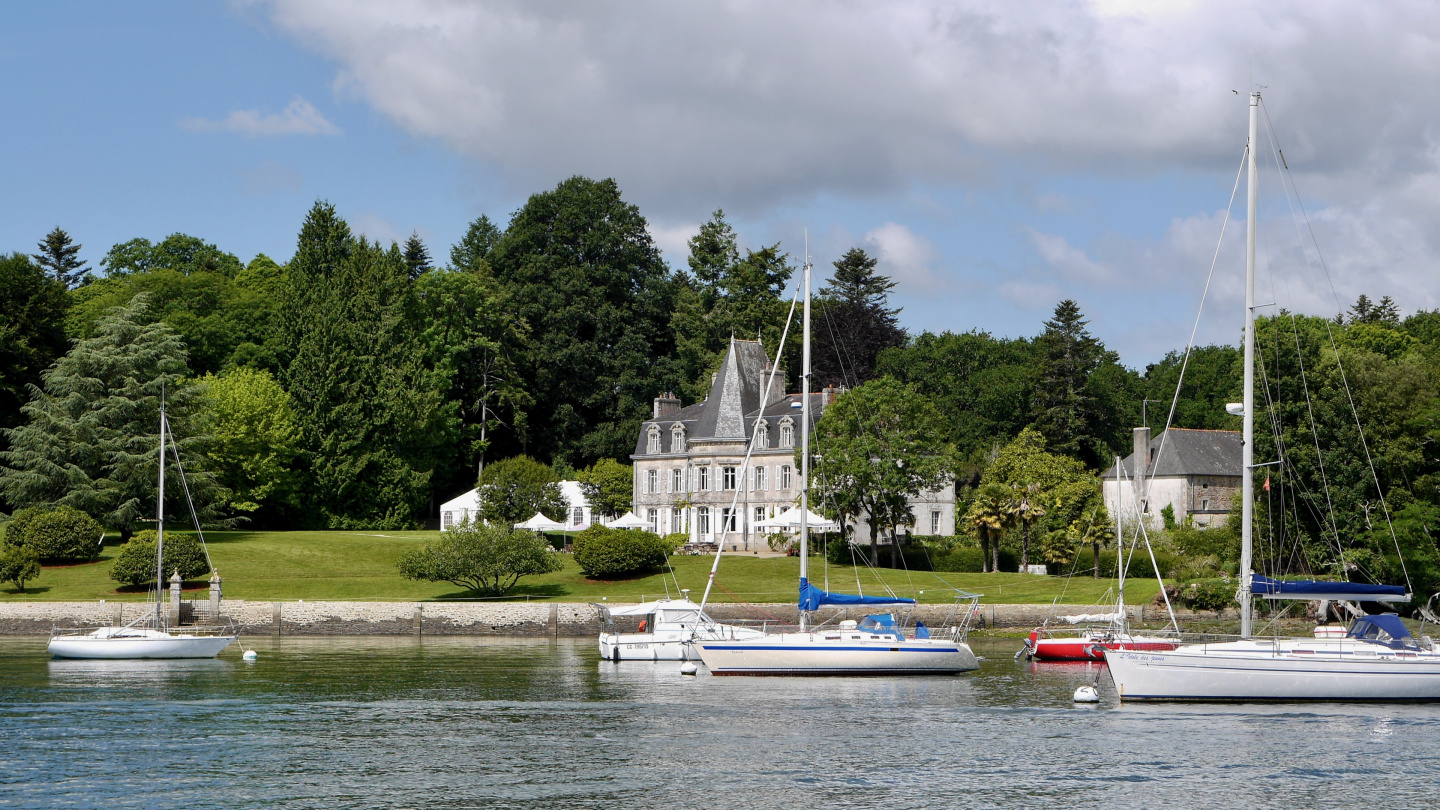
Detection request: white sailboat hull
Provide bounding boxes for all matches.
[694,632,979,675]
[1105,640,1440,701]
[48,629,237,660]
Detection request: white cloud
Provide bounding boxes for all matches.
[351,212,402,244]
[183,95,340,137]
[863,222,941,290]
[647,222,698,266]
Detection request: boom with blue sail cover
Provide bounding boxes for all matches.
[799,578,916,611]
[1249,575,1409,603]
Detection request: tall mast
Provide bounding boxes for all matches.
[155,389,166,625]
[798,242,812,631]
[1116,456,1125,625]
[1240,91,1259,638]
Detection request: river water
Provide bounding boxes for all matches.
[2,636,1438,808]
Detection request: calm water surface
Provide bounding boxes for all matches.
[2,636,1438,808]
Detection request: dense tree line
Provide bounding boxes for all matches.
[2,174,1440,605]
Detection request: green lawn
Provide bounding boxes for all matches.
[0,530,1164,605]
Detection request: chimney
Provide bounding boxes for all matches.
[653,391,681,419]
[1133,426,1151,511]
[762,361,787,403]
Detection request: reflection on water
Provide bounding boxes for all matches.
[2,637,1439,808]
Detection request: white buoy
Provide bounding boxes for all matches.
[242,650,258,661]
[1073,684,1099,703]
[680,661,698,676]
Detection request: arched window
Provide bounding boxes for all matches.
[755,419,769,447]
[671,424,686,453]
[779,417,794,448]
[646,425,661,454]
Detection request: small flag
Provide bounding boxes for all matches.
[1263,476,1271,492]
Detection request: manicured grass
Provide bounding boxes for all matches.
[0,530,1166,605]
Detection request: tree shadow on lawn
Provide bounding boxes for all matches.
[575,566,676,586]
[431,584,571,600]
[1,585,53,596]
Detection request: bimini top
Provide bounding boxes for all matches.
[600,598,702,618]
[799,578,915,612]
[1250,575,1409,603]
[1348,614,1418,649]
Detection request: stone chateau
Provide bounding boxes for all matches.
[630,338,956,549]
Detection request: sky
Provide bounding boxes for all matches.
[4,1,1440,368]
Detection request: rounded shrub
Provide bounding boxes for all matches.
[1177,578,1236,613]
[109,530,210,587]
[572,526,670,578]
[0,544,42,592]
[4,506,103,562]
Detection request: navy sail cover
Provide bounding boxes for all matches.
[799,578,915,611]
[1250,575,1408,602]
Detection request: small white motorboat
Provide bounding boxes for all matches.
[598,596,765,661]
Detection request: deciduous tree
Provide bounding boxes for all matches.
[577,458,633,519]
[397,520,561,596]
[478,455,565,527]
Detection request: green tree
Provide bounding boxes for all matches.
[487,176,680,465]
[450,214,501,275]
[397,520,561,595]
[281,202,452,529]
[0,544,41,592]
[0,253,70,443]
[964,482,1016,573]
[809,378,956,565]
[198,367,300,519]
[403,231,432,279]
[812,247,904,388]
[415,268,528,493]
[0,294,224,537]
[1142,345,1241,431]
[33,227,89,288]
[577,458,633,519]
[1030,299,1138,467]
[478,455,565,527]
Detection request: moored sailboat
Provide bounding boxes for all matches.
[48,393,236,660]
[1103,91,1440,700]
[690,247,980,676]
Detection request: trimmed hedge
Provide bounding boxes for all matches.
[4,506,103,562]
[572,526,672,578]
[109,530,210,586]
[932,547,1019,574]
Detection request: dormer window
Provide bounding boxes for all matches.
[646,425,661,454]
[779,417,794,448]
[755,419,769,447]
[671,424,686,453]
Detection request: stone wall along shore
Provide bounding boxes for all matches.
[0,600,1230,637]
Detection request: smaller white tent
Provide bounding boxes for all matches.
[439,489,481,531]
[754,507,840,532]
[515,512,566,532]
[606,511,649,529]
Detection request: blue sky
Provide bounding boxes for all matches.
[5,2,1439,368]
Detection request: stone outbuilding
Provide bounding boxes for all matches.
[1103,427,1242,529]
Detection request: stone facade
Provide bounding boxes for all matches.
[1104,427,1242,529]
[631,338,955,550]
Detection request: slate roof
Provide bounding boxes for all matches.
[1105,428,1243,479]
[633,338,811,456]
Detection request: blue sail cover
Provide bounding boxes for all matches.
[798,578,916,611]
[1250,575,1409,602]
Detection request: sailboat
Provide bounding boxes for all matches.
[690,249,981,675]
[48,394,237,660]
[1026,461,1181,661]
[597,590,767,661]
[1103,92,1440,700]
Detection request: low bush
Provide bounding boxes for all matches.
[0,544,41,591]
[932,548,1018,573]
[4,506,104,562]
[1177,578,1236,613]
[572,526,671,578]
[398,522,561,595]
[109,530,210,586]
[1060,548,1182,580]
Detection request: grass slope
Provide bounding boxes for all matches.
[0,530,1164,605]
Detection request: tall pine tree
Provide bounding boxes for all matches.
[1031,299,1114,467]
[282,202,453,528]
[450,215,501,275]
[0,294,226,536]
[403,231,432,280]
[33,227,89,288]
[812,247,904,388]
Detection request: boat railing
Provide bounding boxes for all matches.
[49,617,239,640]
